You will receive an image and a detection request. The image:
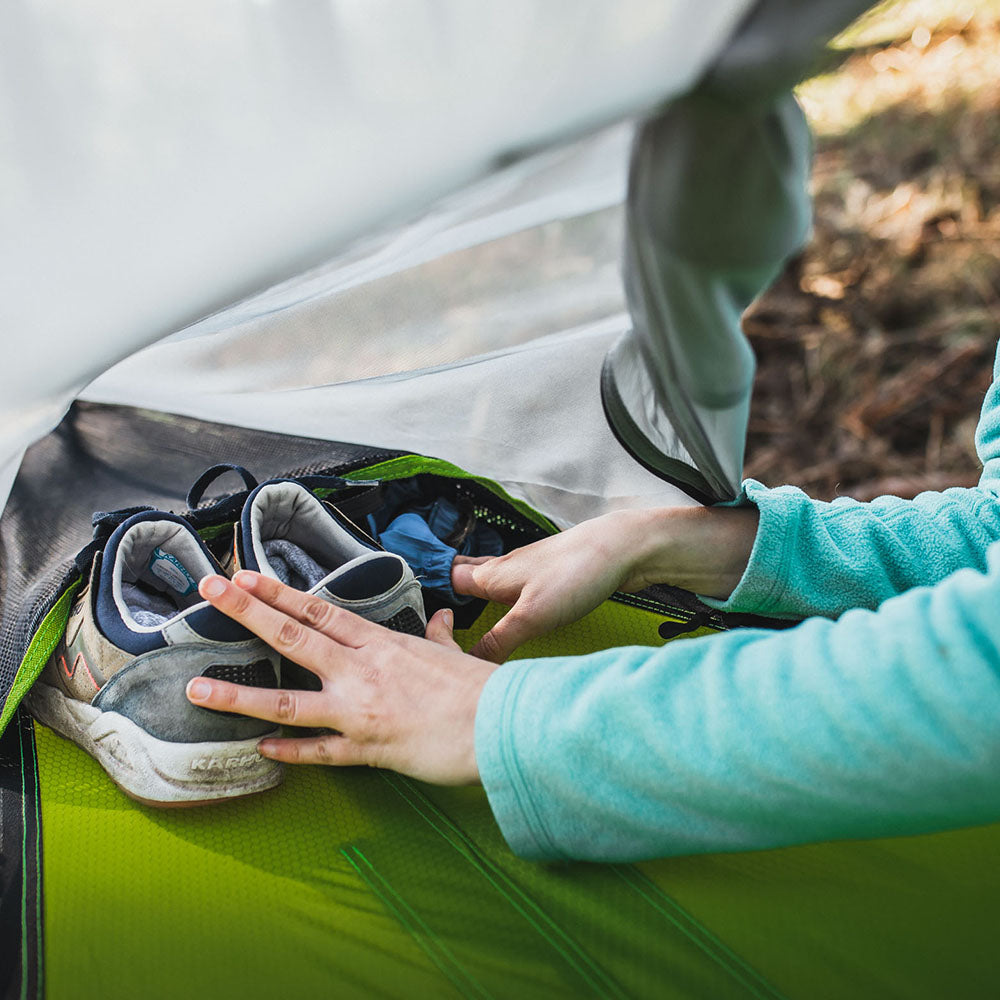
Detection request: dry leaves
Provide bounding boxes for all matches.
[744,7,1000,500]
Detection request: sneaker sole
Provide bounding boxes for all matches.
[26,682,283,807]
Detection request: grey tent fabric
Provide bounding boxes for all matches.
[603,90,812,501]
[603,0,873,500]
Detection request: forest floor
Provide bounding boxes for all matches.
[745,0,1000,500]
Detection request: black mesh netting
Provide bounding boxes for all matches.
[378,607,428,637]
[0,402,402,710]
[0,402,795,717]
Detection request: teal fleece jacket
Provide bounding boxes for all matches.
[474,340,1000,862]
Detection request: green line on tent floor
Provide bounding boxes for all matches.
[380,771,627,1000]
[341,845,492,1000]
[608,865,787,1000]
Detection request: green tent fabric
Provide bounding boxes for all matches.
[7,594,1000,999]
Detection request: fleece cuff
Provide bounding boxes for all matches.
[474,659,564,861]
[701,479,804,617]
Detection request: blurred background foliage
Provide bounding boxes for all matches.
[744,0,1000,500]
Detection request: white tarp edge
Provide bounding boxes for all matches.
[1,0,753,511]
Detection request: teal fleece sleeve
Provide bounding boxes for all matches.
[706,348,1000,619]
[476,549,1000,861]
[475,340,1000,861]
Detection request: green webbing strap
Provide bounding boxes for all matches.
[0,582,80,738]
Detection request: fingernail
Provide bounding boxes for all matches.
[200,575,226,598]
[442,609,454,628]
[187,678,211,701]
[232,570,257,589]
[258,740,275,756]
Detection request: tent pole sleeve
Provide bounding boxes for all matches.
[603,89,812,501]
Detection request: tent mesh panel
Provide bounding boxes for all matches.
[0,402,794,728]
[0,402,400,717]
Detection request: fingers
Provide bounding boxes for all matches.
[450,559,492,599]
[257,733,370,766]
[424,608,460,650]
[198,575,345,678]
[230,571,378,648]
[451,557,542,661]
[451,554,526,607]
[452,556,516,602]
[186,676,333,728]
[469,608,536,664]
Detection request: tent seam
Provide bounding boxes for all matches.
[340,846,489,1000]
[28,718,43,1000]
[610,865,790,1000]
[381,771,625,999]
[19,712,28,1000]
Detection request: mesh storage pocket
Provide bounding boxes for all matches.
[2,448,795,737]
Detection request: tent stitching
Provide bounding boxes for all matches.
[28,718,43,1000]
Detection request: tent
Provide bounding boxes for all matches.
[3,1,998,997]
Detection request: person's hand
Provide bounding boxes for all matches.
[185,571,497,785]
[452,506,760,663]
[451,510,656,663]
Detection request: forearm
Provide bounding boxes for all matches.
[617,471,1000,621]
[476,542,1000,862]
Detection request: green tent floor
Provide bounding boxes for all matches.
[26,599,1000,999]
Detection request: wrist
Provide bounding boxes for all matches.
[621,505,759,600]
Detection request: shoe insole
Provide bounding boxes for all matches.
[263,539,329,591]
[123,578,189,627]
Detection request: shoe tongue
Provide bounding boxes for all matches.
[313,552,404,603]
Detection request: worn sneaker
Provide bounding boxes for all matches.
[232,479,426,688]
[27,510,282,806]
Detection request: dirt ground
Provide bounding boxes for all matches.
[744,0,1000,500]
